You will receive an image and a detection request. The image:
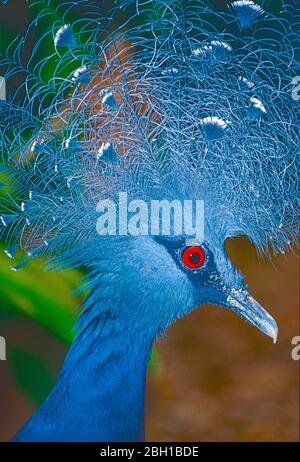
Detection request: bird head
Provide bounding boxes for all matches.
[99,228,277,342]
[153,235,277,341]
[0,1,298,344]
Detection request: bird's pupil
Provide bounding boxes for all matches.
[189,252,200,264]
[181,245,205,270]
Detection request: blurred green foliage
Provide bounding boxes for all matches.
[8,347,55,407]
[0,1,84,338]
[0,2,81,406]
[0,243,81,344]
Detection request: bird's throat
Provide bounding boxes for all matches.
[15,312,153,442]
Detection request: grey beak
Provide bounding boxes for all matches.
[225,288,278,343]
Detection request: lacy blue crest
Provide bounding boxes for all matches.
[0,0,299,269]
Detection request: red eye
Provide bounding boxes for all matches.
[181,246,205,269]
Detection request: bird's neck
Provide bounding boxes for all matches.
[56,315,152,442]
[18,309,154,442]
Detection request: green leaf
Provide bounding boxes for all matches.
[8,347,55,408]
[0,305,17,320]
[0,242,84,344]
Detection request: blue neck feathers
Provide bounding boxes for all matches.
[14,305,153,442]
[13,239,172,442]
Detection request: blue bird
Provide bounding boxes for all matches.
[0,0,299,442]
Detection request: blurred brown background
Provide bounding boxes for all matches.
[0,238,299,441]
